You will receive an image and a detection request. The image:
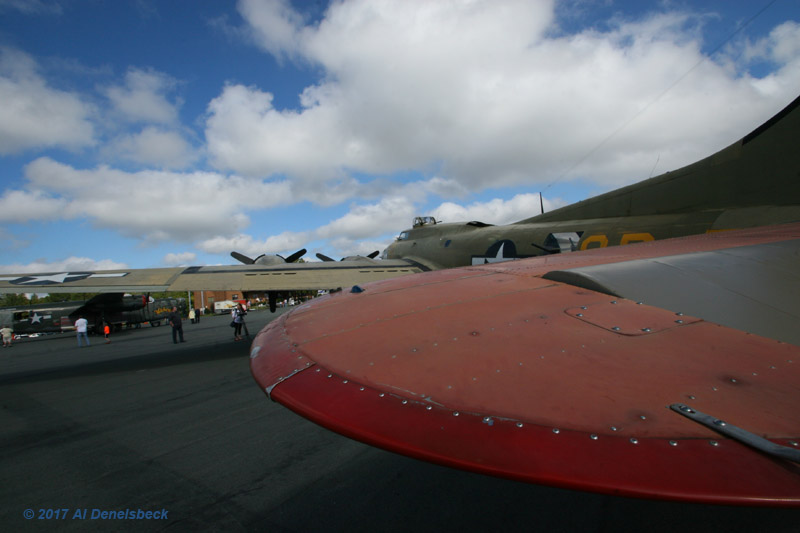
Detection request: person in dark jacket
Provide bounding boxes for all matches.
[168,306,185,344]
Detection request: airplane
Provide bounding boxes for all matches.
[0,94,799,505]
[245,95,800,507]
[1,95,798,305]
[0,294,187,336]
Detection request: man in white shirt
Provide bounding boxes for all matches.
[74,316,90,347]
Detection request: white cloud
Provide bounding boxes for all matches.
[316,196,416,240]
[0,189,68,222]
[14,157,294,242]
[0,256,127,274]
[105,126,198,169]
[102,67,181,125]
[208,0,798,191]
[0,47,95,155]
[432,193,564,225]
[163,252,197,266]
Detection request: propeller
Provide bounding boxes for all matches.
[316,251,380,262]
[231,249,307,266]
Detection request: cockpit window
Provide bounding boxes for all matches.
[413,216,437,227]
[397,231,410,241]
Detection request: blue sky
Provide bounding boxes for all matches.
[0,0,798,272]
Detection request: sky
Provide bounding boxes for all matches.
[0,0,798,272]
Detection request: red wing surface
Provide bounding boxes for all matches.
[250,223,800,506]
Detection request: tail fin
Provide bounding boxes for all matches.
[525,95,800,224]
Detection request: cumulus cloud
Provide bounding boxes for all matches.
[163,252,197,266]
[102,67,181,125]
[432,193,564,225]
[3,1,799,268]
[0,47,95,155]
[105,126,198,169]
[13,157,294,242]
[0,189,68,222]
[316,196,417,240]
[206,0,799,190]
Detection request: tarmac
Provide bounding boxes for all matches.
[1,308,798,532]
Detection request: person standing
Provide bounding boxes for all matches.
[168,306,185,344]
[103,323,111,344]
[1,325,12,348]
[232,303,245,341]
[75,316,90,347]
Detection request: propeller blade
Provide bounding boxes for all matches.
[231,251,256,265]
[284,249,307,263]
[316,253,336,262]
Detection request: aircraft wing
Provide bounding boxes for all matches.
[250,222,800,507]
[0,259,424,294]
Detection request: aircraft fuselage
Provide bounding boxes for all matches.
[383,211,731,270]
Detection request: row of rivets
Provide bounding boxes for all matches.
[322,374,745,451]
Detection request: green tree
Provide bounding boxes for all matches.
[0,293,31,306]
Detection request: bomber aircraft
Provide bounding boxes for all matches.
[1,95,798,305]
[0,294,188,336]
[249,95,800,507]
[0,95,799,506]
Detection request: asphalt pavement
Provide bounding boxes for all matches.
[1,308,798,532]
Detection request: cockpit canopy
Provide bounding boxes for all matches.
[413,216,438,228]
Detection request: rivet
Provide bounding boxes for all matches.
[639,415,647,420]
[676,312,684,316]
[453,411,460,417]
[752,372,758,376]
[327,374,333,378]
[641,328,651,332]
[730,378,738,383]
[612,326,621,331]
[679,405,695,414]
[426,405,433,411]
[590,434,599,440]
[359,387,365,391]
[636,301,643,305]
[770,365,777,370]
[411,348,417,352]
[675,320,684,324]
[713,419,726,427]
[581,306,587,310]
[610,426,618,431]
[688,395,696,400]
[552,428,560,434]
[315,368,321,372]
[712,386,718,391]
[630,438,638,444]
[401,399,408,405]
[343,380,349,384]
[576,313,583,317]
[669,440,678,447]
[379,393,385,398]
[516,422,524,428]
[709,440,719,447]
[790,441,798,447]
[611,301,618,304]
